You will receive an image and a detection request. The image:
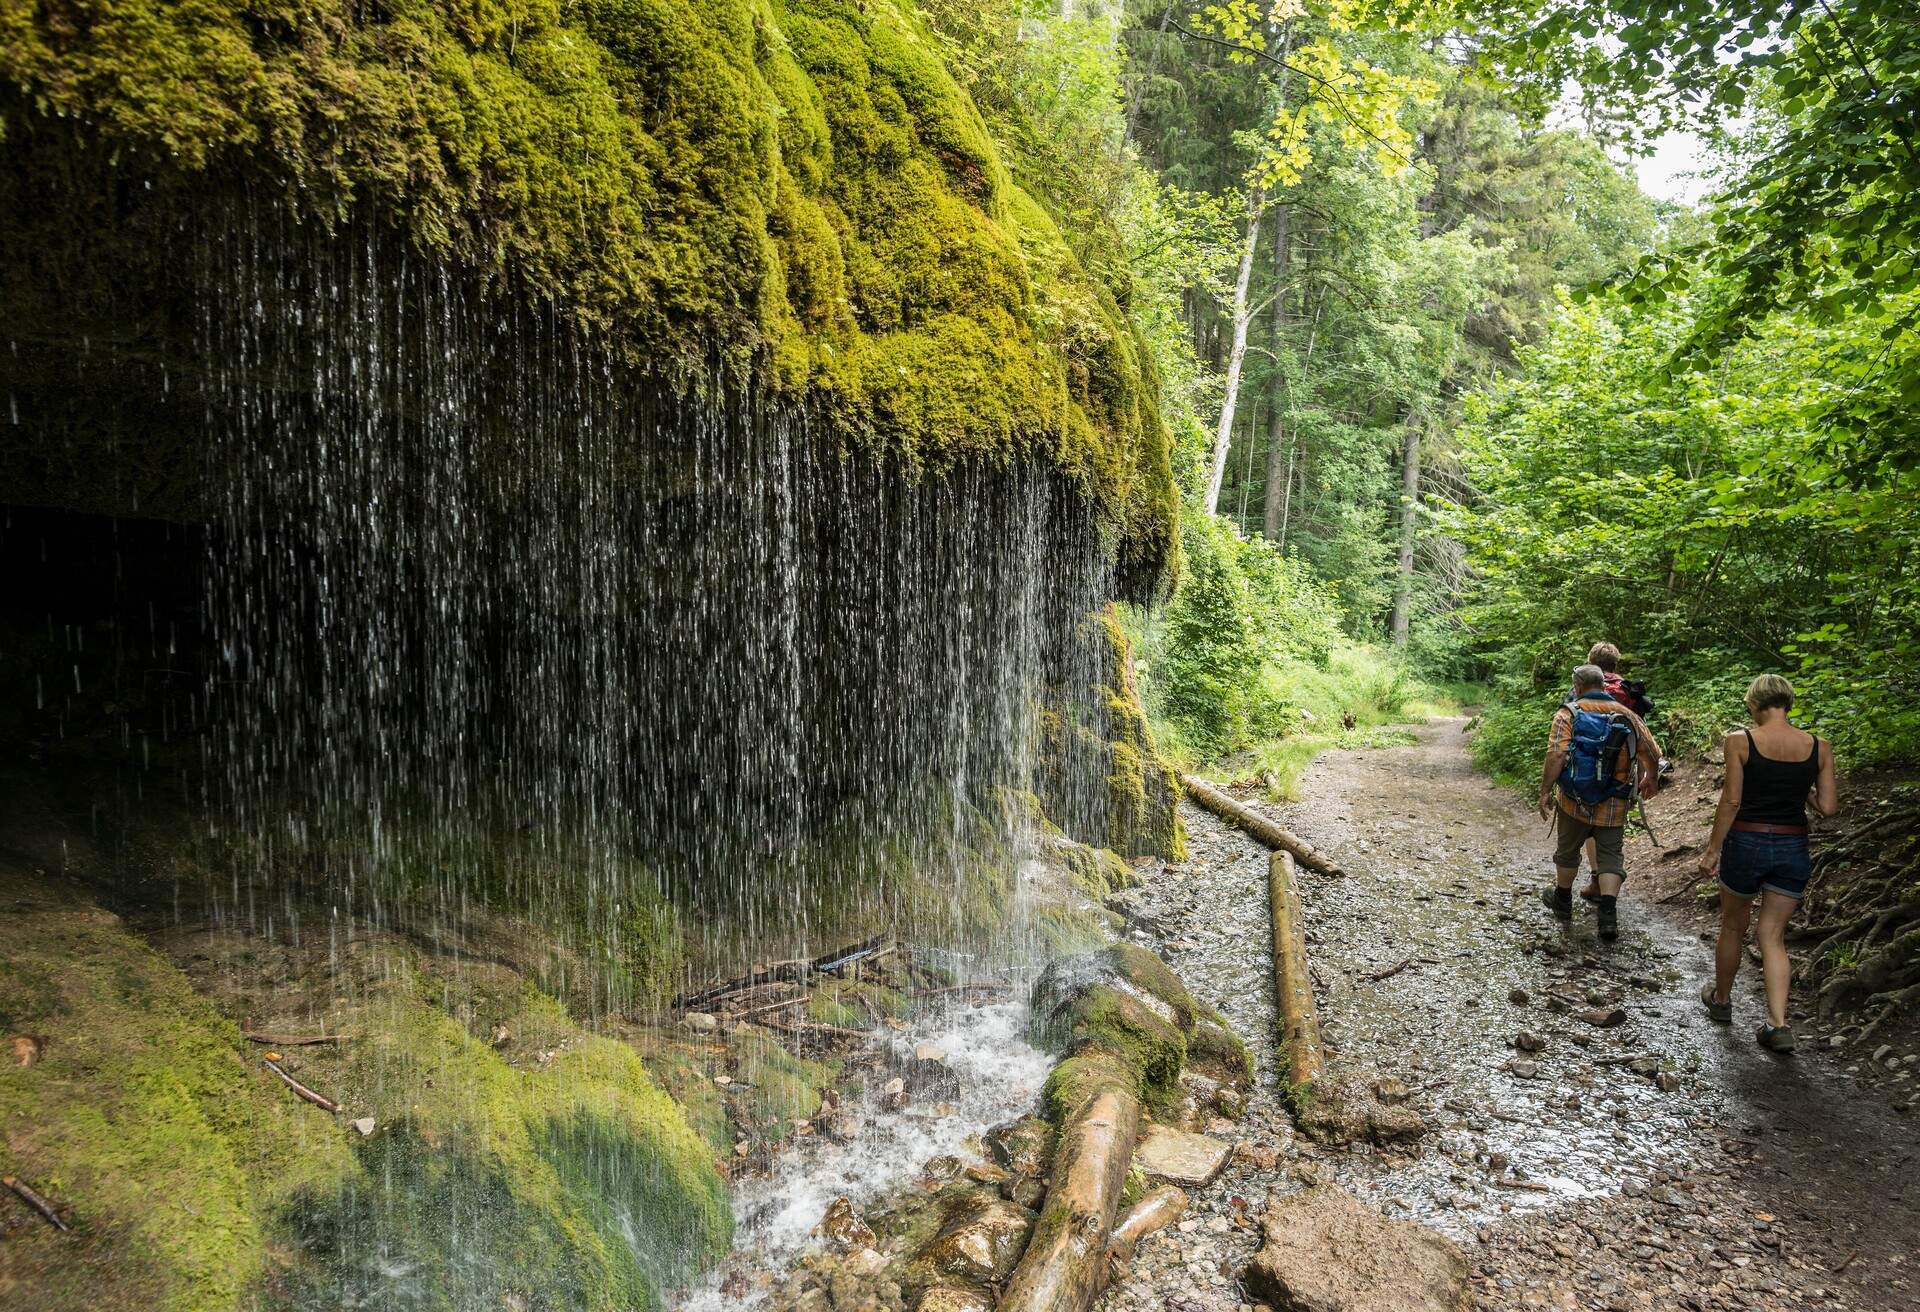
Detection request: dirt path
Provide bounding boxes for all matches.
[1106,719,1918,1312]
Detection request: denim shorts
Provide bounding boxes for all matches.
[1720,830,1812,900]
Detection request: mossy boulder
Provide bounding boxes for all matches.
[1028,945,1207,1114]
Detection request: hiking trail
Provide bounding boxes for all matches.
[1102,718,1918,1312]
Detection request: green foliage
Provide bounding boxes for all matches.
[1446,273,1920,768]
[1135,512,1345,756]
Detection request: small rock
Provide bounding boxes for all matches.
[915,1042,950,1064]
[1575,1007,1628,1029]
[1508,988,1531,1007]
[842,1246,888,1278]
[1655,1071,1681,1093]
[490,1022,513,1047]
[1628,1057,1660,1078]
[1372,1076,1411,1104]
[1510,1060,1539,1079]
[1234,1142,1280,1172]
[350,1116,376,1137]
[682,1012,719,1034]
[713,1074,733,1087]
[1873,1043,1894,1064]
[1135,1125,1233,1187]
[916,1287,993,1312]
[818,1197,876,1251]
[1513,1031,1546,1053]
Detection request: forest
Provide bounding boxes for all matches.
[3,1,1917,1310]
[912,0,1914,789]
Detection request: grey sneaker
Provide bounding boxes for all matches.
[1699,983,1732,1024]
[1756,1023,1796,1053]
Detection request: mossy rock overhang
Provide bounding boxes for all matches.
[0,0,1176,597]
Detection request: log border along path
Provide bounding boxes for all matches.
[1182,775,1327,1094]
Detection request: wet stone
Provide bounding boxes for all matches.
[819,1197,877,1251]
[1135,1124,1233,1187]
[916,1193,1035,1285]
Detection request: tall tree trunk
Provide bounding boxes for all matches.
[1204,202,1263,515]
[1390,414,1422,646]
[1262,205,1292,540]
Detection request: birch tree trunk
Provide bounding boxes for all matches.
[1390,414,1423,646]
[1202,202,1263,516]
[1262,204,1292,539]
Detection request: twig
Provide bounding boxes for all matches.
[1831,1249,1858,1275]
[735,994,809,1020]
[3,1175,71,1232]
[913,983,1011,998]
[244,1032,348,1046]
[1660,876,1712,904]
[1490,1176,1551,1192]
[1367,957,1414,982]
[262,1057,342,1113]
[750,1019,871,1042]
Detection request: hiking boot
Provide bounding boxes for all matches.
[1596,896,1619,942]
[1541,886,1573,922]
[1699,983,1732,1024]
[1756,1023,1796,1053]
[1578,882,1600,903]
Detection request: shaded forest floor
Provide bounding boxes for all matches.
[1106,720,1917,1312]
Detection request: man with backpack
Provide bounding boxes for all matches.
[1539,664,1664,941]
[1574,642,1656,901]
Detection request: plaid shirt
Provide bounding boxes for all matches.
[1548,695,1661,828]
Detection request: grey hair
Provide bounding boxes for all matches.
[1572,664,1606,692]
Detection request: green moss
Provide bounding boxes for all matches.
[1067,986,1186,1109]
[630,1031,733,1155]
[1038,1049,1133,1124]
[0,874,354,1312]
[275,964,731,1311]
[0,0,1175,579]
[724,1026,838,1142]
[1188,1015,1255,1087]
[1101,943,1197,1031]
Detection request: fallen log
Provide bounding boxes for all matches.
[262,1057,342,1113]
[1269,851,1324,1092]
[1181,775,1345,876]
[672,935,891,1010]
[998,1081,1143,1312]
[1106,1184,1187,1271]
[3,1175,70,1232]
[243,1031,348,1046]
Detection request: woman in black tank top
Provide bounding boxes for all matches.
[1735,729,1821,829]
[1697,675,1839,1054]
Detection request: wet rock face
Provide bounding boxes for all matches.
[1243,1184,1470,1312]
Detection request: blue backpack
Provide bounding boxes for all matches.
[1560,694,1634,809]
